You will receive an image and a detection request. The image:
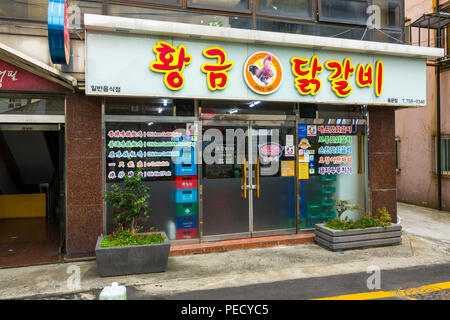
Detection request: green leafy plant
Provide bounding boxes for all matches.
[208,20,223,27]
[100,224,165,248]
[375,207,392,227]
[103,169,151,235]
[325,208,393,230]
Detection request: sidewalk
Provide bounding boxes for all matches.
[1,202,449,300]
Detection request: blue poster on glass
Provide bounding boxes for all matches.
[298,124,307,138]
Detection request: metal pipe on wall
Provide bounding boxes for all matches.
[436,0,442,211]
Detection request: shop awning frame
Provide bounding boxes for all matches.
[0,42,77,91]
[84,14,444,60]
[410,12,450,29]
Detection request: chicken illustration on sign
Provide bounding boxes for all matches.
[244,51,283,95]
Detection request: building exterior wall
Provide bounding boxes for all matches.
[396,0,450,210]
[369,107,397,222]
[65,92,103,258]
[0,0,427,258]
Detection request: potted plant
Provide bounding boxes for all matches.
[314,206,402,251]
[95,170,170,277]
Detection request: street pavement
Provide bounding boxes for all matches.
[0,202,449,300]
[122,263,450,300]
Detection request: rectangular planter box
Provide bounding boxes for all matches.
[95,232,170,277]
[314,223,402,251]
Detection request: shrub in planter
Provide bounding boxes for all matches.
[95,170,170,277]
[315,207,402,251]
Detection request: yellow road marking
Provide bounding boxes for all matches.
[312,281,450,300]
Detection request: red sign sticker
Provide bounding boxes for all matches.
[259,143,283,157]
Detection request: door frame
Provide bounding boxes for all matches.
[200,116,298,242]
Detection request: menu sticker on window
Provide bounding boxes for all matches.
[298,162,309,179]
[281,160,295,177]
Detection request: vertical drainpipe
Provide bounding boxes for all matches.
[435,0,442,210]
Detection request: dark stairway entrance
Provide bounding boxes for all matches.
[0,124,65,267]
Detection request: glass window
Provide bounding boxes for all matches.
[106,98,195,117]
[108,4,252,30]
[319,0,369,26]
[256,19,304,34]
[0,0,47,21]
[0,1,103,25]
[373,28,403,43]
[0,97,65,115]
[127,0,180,6]
[200,100,296,116]
[257,0,312,20]
[298,120,368,229]
[433,135,450,177]
[310,24,370,40]
[105,121,200,241]
[256,19,370,40]
[374,0,403,29]
[68,1,104,29]
[188,0,250,11]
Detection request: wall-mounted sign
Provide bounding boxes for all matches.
[48,0,70,65]
[86,32,427,107]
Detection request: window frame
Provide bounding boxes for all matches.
[432,135,450,177]
[317,0,370,26]
[255,0,315,23]
[372,0,405,31]
[118,0,183,8]
[186,0,252,14]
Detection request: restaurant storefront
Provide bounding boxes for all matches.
[78,13,441,249]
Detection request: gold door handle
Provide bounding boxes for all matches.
[242,157,247,199]
[256,156,260,198]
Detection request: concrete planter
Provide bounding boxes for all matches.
[314,223,402,251]
[95,232,171,277]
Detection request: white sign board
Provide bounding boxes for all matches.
[86,31,427,107]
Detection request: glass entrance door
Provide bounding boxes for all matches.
[251,121,297,234]
[201,119,296,240]
[201,121,250,238]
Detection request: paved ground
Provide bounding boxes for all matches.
[124,263,450,300]
[397,202,450,252]
[0,202,449,300]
